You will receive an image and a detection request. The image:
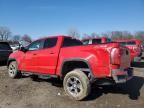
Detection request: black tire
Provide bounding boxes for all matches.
[63,70,91,100]
[31,75,39,81]
[8,61,21,78]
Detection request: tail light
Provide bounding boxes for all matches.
[111,48,120,65]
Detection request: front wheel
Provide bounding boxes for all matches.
[8,61,21,78]
[63,70,91,100]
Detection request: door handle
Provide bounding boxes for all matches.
[33,53,37,55]
[49,52,54,54]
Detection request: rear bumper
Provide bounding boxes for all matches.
[112,68,133,83]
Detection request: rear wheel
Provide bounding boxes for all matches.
[63,70,91,100]
[8,61,21,78]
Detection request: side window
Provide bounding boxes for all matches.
[62,38,83,47]
[28,40,42,51]
[44,38,57,48]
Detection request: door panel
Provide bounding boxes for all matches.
[21,51,39,72]
[20,40,44,72]
[37,48,59,74]
[20,38,60,75]
[36,37,60,75]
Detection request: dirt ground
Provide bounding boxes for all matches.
[0,60,144,108]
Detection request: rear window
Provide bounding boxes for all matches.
[118,41,136,45]
[92,39,102,44]
[62,38,83,47]
[0,42,12,50]
[118,42,127,45]
[44,38,57,48]
[127,41,136,45]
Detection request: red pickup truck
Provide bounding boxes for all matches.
[7,35,133,100]
[82,37,112,45]
[114,39,142,62]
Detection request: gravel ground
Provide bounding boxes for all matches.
[0,60,144,108]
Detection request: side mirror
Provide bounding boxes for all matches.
[20,47,27,52]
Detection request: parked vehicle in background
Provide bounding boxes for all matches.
[82,37,112,45]
[10,44,20,51]
[10,40,31,51]
[7,35,133,100]
[141,44,144,52]
[19,40,31,48]
[113,39,142,62]
[0,42,13,63]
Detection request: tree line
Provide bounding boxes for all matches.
[68,28,144,44]
[0,26,32,45]
[1,26,144,44]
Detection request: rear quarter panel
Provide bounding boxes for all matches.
[56,45,111,78]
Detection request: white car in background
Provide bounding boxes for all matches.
[10,41,31,51]
[19,40,30,48]
[10,45,20,51]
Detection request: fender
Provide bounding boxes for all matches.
[60,58,94,79]
[7,58,17,67]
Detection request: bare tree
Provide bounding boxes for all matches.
[82,33,90,39]
[21,34,32,43]
[101,32,112,38]
[67,28,80,39]
[135,31,144,43]
[90,32,99,38]
[110,31,134,40]
[135,31,144,39]
[111,31,123,40]
[0,26,11,41]
[82,33,99,39]
[121,31,133,39]
[12,35,21,42]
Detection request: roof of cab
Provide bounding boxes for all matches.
[82,37,108,41]
[33,35,72,42]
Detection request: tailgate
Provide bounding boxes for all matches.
[120,46,131,69]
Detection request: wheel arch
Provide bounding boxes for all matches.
[60,58,94,80]
[7,58,17,67]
